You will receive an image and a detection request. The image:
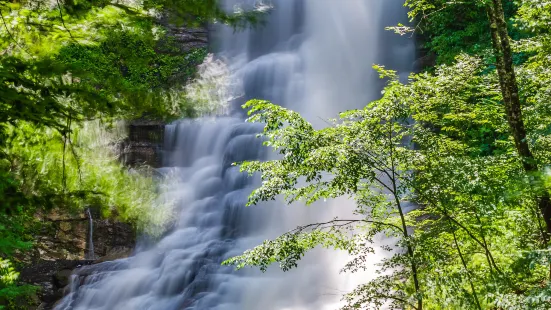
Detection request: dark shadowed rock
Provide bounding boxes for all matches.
[118,120,165,167]
[413,52,437,72]
[54,269,73,288]
[19,209,136,308]
[93,246,133,264]
[20,260,94,309]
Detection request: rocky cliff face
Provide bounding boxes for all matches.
[18,209,135,309]
[26,209,135,262]
[119,120,165,167]
[164,22,209,53]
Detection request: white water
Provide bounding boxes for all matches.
[86,208,96,261]
[56,1,414,309]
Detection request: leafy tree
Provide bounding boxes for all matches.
[224,1,551,305]
[403,0,519,64]
[401,0,551,254]
[0,0,266,125]
[225,57,550,308]
[0,258,37,309]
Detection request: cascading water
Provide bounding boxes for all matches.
[56,1,414,309]
[86,208,96,261]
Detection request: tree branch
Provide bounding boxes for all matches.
[56,0,76,41]
[287,219,403,235]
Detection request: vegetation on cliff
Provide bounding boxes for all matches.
[0,1,264,307]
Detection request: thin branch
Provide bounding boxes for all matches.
[61,116,71,192]
[388,116,422,310]
[109,3,143,16]
[452,225,482,310]
[420,160,504,275]
[442,207,503,274]
[360,149,394,180]
[287,219,404,235]
[68,136,82,184]
[371,293,418,310]
[409,6,449,38]
[55,0,76,41]
[470,201,496,274]
[374,176,395,194]
[0,8,29,55]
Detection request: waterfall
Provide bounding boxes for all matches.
[86,208,96,261]
[56,1,414,309]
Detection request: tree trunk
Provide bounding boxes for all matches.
[486,0,551,243]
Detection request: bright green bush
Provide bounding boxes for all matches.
[0,259,37,310]
[2,121,175,236]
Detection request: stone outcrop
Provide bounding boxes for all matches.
[118,120,165,168]
[158,16,208,53]
[17,208,135,309]
[19,260,93,309]
[24,208,135,263]
[413,52,437,72]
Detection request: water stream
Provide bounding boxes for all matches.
[85,208,96,261]
[56,1,414,309]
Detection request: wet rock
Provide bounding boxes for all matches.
[118,121,165,167]
[54,269,73,288]
[58,222,72,232]
[38,282,57,303]
[19,260,93,309]
[20,208,136,263]
[19,212,135,308]
[158,17,208,53]
[93,246,133,264]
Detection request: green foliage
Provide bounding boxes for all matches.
[225,40,551,308]
[0,258,37,310]
[0,210,33,257]
[0,0,264,128]
[224,224,362,272]
[0,0,262,130]
[404,0,519,64]
[0,3,213,122]
[2,121,174,234]
[0,56,109,133]
[56,31,208,120]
